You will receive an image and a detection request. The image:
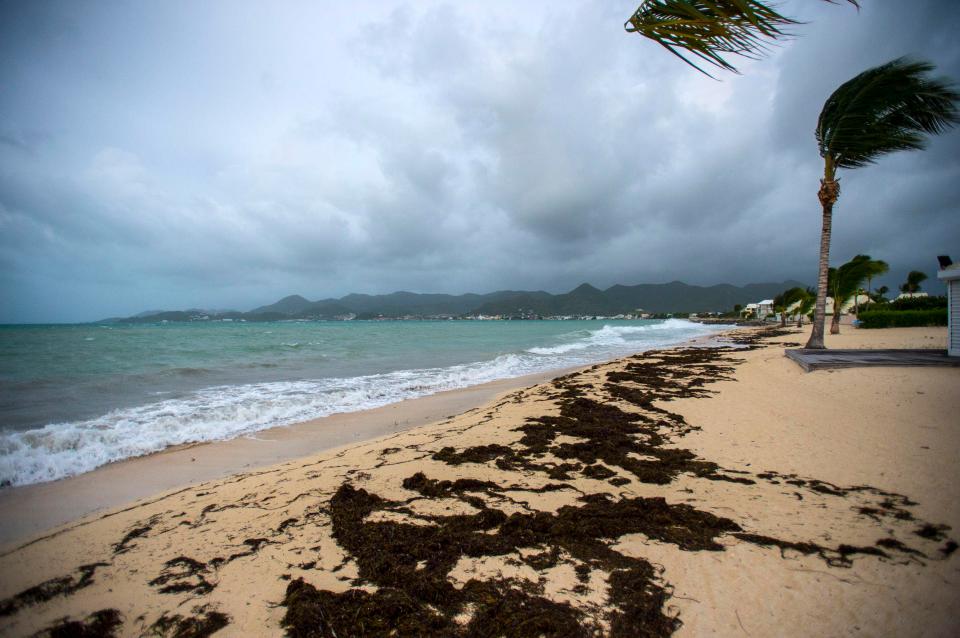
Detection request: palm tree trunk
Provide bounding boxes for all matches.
[805,159,839,349]
[830,303,841,334]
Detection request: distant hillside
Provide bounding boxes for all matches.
[473,281,805,316]
[109,279,805,322]
[250,295,313,316]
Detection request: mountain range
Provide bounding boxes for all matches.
[108,280,806,322]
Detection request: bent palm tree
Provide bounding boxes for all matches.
[826,255,888,335]
[863,259,889,304]
[806,59,959,348]
[772,290,791,327]
[625,0,859,76]
[900,270,928,294]
[794,287,816,327]
[774,286,807,327]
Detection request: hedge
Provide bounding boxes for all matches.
[856,308,947,329]
[887,295,947,311]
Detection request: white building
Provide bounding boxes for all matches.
[937,260,960,357]
[757,299,774,319]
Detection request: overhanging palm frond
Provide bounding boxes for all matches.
[625,0,859,76]
[817,57,960,169]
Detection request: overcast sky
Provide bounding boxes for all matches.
[1,0,957,322]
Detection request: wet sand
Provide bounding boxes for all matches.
[0,325,957,637]
[0,365,584,549]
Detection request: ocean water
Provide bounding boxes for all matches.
[0,319,725,486]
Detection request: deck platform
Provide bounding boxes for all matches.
[785,348,960,372]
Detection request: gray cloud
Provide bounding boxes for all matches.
[1,0,957,322]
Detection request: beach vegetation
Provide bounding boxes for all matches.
[772,286,814,327]
[804,58,959,348]
[772,291,791,327]
[900,270,929,294]
[773,287,809,327]
[888,295,946,311]
[624,0,859,76]
[796,287,816,327]
[826,255,889,334]
[856,308,947,329]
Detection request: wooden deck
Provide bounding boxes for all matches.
[784,348,960,372]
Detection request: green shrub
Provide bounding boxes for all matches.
[857,308,947,328]
[888,295,947,310]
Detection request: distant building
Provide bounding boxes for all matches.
[757,299,774,319]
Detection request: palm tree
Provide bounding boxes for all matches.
[863,259,889,303]
[873,285,889,302]
[772,290,792,327]
[826,255,888,334]
[900,270,928,295]
[773,286,807,327]
[804,59,959,348]
[625,0,859,76]
[794,287,816,327]
[773,287,813,328]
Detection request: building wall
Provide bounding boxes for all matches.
[950,280,959,357]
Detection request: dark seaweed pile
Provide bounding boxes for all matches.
[149,607,231,638]
[39,608,122,638]
[0,562,108,618]
[282,481,744,637]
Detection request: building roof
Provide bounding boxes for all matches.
[938,262,960,281]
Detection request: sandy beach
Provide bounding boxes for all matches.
[0,325,957,637]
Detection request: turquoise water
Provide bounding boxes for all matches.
[0,319,723,485]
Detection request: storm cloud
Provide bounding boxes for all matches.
[1,0,958,322]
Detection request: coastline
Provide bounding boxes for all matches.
[0,363,590,549]
[1,325,956,637]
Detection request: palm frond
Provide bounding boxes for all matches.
[828,255,888,302]
[817,57,960,169]
[625,0,859,76]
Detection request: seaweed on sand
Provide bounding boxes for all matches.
[39,608,122,638]
[282,580,452,637]
[280,481,742,637]
[0,562,109,617]
[149,606,230,638]
[433,391,750,487]
[732,533,888,567]
[427,341,771,489]
[112,524,152,555]
[149,557,215,595]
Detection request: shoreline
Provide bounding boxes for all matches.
[0,328,733,549]
[1,325,956,637]
[0,364,580,550]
